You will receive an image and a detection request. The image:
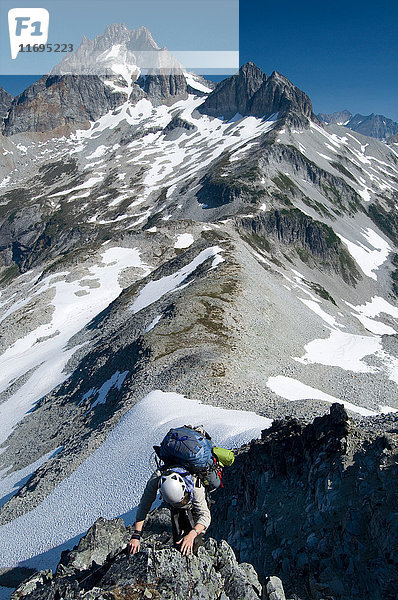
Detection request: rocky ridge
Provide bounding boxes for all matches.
[8,514,286,600]
[211,404,398,600]
[6,405,398,600]
[2,75,127,136]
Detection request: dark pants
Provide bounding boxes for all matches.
[170,507,204,554]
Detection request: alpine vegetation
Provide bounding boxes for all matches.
[0,23,397,600]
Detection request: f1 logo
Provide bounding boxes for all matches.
[8,8,49,59]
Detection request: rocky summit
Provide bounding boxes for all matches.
[0,21,397,600]
[199,63,318,122]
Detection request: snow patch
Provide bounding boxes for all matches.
[346,296,398,335]
[295,330,382,373]
[174,233,194,249]
[144,315,162,332]
[130,246,224,314]
[338,228,391,280]
[267,375,377,417]
[184,72,212,93]
[89,371,129,410]
[299,299,339,328]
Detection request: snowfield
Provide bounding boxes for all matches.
[338,228,391,280]
[295,330,382,372]
[0,247,151,447]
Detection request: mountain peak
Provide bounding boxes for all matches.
[269,70,290,84]
[50,23,163,79]
[199,62,316,122]
[240,61,263,73]
[129,24,160,50]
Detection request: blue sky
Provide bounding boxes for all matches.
[0,0,397,121]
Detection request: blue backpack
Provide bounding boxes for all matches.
[155,425,214,474]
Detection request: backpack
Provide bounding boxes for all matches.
[155,425,214,474]
[153,425,234,494]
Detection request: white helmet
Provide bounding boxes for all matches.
[158,471,189,507]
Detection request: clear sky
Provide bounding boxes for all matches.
[0,0,397,121]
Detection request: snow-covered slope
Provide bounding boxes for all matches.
[0,42,397,591]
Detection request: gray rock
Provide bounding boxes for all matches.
[12,515,264,599]
[56,516,131,575]
[9,570,52,598]
[211,405,398,600]
[3,75,126,135]
[136,71,188,106]
[0,85,13,120]
[266,576,286,600]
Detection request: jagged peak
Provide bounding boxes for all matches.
[269,70,291,84]
[238,62,267,82]
[129,24,160,49]
[134,25,153,35]
[75,23,160,51]
[239,61,264,73]
[200,62,316,121]
[104,22,129,34]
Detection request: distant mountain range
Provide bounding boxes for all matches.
[318,110,398,142]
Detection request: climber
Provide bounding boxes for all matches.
[127,467,211,556]
[127,425,234,557]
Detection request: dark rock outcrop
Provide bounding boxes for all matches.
[2,75,126,135]
[11,514,272,600]
[237,209,361,284]
[388,132,398,145]
[163,116,196,134]
[199,62,319,122]
[212,404,398,600]
[136,71,188,106]
[0,85,13,120]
